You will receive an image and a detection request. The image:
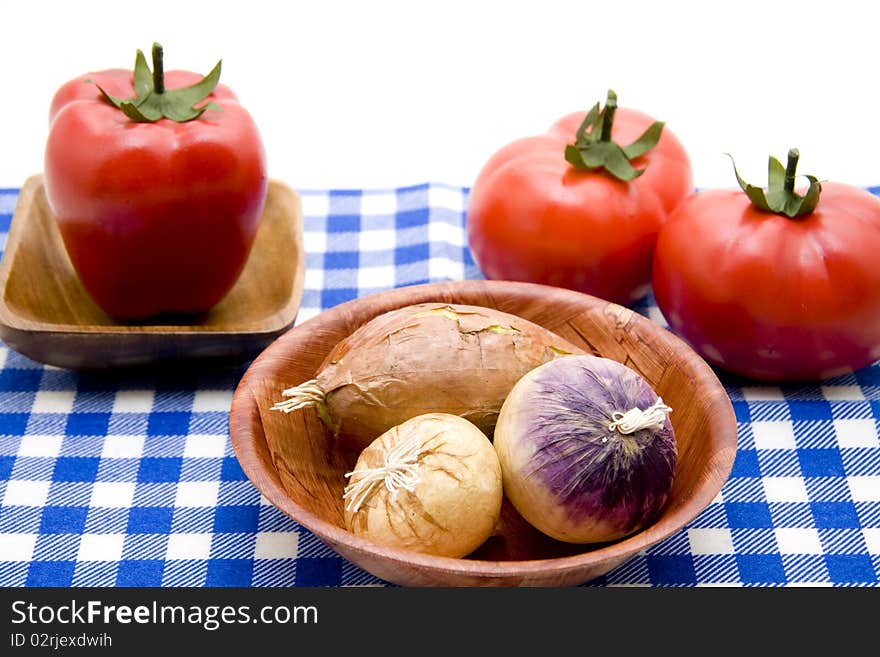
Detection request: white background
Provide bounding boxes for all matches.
[1,0,878,191]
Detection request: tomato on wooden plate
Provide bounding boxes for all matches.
[44,43,267,320]
[652,149,880,381]
[466,91,692,306]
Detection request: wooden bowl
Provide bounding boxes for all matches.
[0,174,305,369]
[229,280,737,586]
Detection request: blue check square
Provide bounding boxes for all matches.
[856,366,880,387]
[726,502,774,529]
[0,456,13,480]
[295,557,342,586]
[787,400,833,421]
[0,413,29,435]
[137,457,183,483]
[26,561,76,587]
[736,554,786,584]
[825,554,875,583]
[65,413,110,436]
[395,243,430,266]
[0,369,42,392]
[327,213,360,233]
[732,401,751,422]
[127,507,174,534]
[147,412,191,436]
[645,555,697,585]
[321,288,358,309]
[220,456,247,481]
[116,560,165,587]
[40,506,88,534]
[324,250,359,270]
[396,208,429,229]
[811,502,860,528]
[213,505,259,533]
[730,450,761,477]
[52,457,100,482]
[205,559,254,587]
[799,449,845,477]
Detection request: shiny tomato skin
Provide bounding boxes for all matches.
[652,183,880,381]
[466,108,692,306]
[44,69,267,320]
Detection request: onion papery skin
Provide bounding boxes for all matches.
[303,302,583,449]
[344,413,503,558]
[494,354,677,544]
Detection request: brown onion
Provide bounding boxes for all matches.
[271,302,582,449]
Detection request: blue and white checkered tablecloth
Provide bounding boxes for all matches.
[0,183,879,587]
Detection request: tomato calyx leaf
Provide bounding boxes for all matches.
[91,42,222,123]
[728,149,821,218]
[564,89,664,182]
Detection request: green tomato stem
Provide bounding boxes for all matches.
[152,42,165,94]
[728,148,821,218]
[600,89,617,142]
[91,43,222,123]
[784,148,799,194]
[563,89,663,181]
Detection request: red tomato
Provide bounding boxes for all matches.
[652,171,880,381]
[44,45,267,320]
[466,93,692,306]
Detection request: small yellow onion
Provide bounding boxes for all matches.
[343,413,503,559]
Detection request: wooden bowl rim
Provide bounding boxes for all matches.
[230,280,738,580]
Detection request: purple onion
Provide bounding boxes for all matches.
[493,354,677,544]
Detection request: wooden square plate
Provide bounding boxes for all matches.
[0,175,305,369]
